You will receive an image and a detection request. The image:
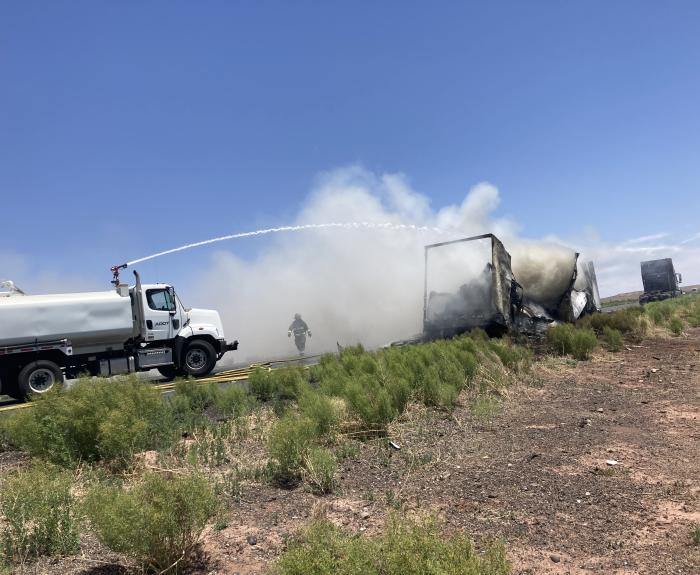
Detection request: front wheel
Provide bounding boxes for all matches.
[17,360,64,398]
[182,340,217,378]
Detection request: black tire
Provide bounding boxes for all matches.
[157,365,182,381]
[17,360,64,398]
[181,340,217,378]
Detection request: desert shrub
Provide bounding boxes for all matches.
[570,328,598,360]
[2,377,175,467]
[688,309,700,328]
[249,367,308,403]
[298,392,339,437]
[248,367,277,401]
[215,383,256,418]
[645,302,674,325]
[691,523,700,546]
[149,380,254,435]
[579,308,646,338]
[268,414,317,486]
[488,339,531,372]
[601,327,623,352]
[302,447,337,494]
[168,380,220,431]
[416,364,459,409]
[547,324,597,360]
[470,395,501,422]
[546,323,575,356]
[85,472,217,574]
[342,374,397,431]
[272,514,509,575]
[0,464,80,565]
[668,317,684,335]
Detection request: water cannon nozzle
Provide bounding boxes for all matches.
[110,263,128,286]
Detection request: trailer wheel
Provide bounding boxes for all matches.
[182,340,217,377]
[157,366,183,381]
[17,360,64,398]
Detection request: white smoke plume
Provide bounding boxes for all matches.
[198,167,518,361]
[509,242,578,308]
[195,167,699,361]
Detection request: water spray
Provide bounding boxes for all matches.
[109,221,443,282]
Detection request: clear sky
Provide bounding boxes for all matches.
[1,1,699,294]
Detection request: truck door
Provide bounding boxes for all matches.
[143,287,179,342]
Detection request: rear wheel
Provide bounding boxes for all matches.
[17,360,64,398]
[182,340,217,378]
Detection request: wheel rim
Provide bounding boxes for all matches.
[185,348,207,371]
[28,368,56,393]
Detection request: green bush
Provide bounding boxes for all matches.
[470,395,501,422]
[168,379,219,431]
[1,377,175,467]
[268,414,317,486]
[669,317,684,335]
[546,323,575,356]
[645,302,673,325]
[569,328,598,360]
[488,339,531,372]
[85,472,217,574]
[216,384,255,418]
[304,334,526,433]
[249,366,308,403]
[302,447,337,494]
[298,392,339,437]
[691,523,700,546]
[273,514,509,575]
[578,308,645,336]
[168,380,254,431]
[547,324,597,360]
[343,374,397,431]
[0,464,80,564]
[601,327,623,352]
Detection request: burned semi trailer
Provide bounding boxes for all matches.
[639,258,682,304]
[423,234,523,339]
[422,234,600,339]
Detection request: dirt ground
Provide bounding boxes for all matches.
[13,330,700,575]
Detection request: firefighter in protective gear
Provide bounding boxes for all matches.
[288,313,311,354]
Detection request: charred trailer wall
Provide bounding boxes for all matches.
[423,234,519,339]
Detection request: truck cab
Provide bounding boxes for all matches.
[639,259,683,304]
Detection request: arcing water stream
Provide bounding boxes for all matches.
[125,222,443,266]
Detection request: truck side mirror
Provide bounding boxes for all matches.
[676,273,682,284]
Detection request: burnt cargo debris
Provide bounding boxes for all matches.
[423,234,522,339]
[422,233,600,340]
[639,258,682,304]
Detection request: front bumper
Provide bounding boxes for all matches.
[217,339,239,359]
[222,339,239,352]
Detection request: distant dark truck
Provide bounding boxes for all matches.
[639,258,682,304]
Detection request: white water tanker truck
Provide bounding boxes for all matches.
[0,271,238,399]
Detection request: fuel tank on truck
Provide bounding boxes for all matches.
[0,290,134,353]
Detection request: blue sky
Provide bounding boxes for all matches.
[1,1,699,294]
